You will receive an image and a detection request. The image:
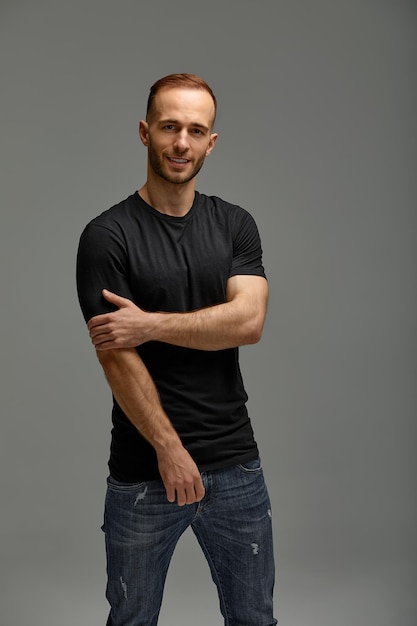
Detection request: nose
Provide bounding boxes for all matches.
[173,130,190,153]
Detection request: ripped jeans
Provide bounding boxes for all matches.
[103,457,278,626]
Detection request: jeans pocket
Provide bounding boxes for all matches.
[106,475,148,492]
[237,456,263,474]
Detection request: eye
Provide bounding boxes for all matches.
[163,124,176,131]
[191,128,204,136]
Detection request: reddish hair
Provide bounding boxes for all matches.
[146,73,217,125]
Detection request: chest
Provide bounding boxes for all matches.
[125,215,233,311]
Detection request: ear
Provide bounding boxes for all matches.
[205,132,218,156]
[139,120,149,146]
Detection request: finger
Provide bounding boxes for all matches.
[89,323,110,340]
[91,333,110,347]
[87,314,111,331]
[194,479,205,502]
[165,484,176,503]
[102,289,130,307]
[93,340,113,350]
[183,481,204,505]
[87,318,98,331]
[176,487,188,506]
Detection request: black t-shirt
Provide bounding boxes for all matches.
[76,191,266,481]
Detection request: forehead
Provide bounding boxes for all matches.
[150,87,215,127]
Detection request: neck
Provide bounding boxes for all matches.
[138,175,196,217]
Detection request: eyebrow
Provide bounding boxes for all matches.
[159,118,210,132]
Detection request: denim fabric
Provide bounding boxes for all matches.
[103,458,277,626]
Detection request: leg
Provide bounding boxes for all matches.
[192,459,278,626]
[103,476,194,626]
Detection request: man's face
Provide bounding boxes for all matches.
[140,87,218,185]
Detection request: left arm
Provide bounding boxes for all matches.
[88,274,268,351]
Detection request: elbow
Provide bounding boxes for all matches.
[243,318,264,345]
[242,294,268,346]
[247,330,262,345]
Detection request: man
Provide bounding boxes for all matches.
[76,73,277,626]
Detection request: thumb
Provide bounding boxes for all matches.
[102,289,131,308]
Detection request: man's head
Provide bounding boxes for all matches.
[140,73,218,186]
[146,73,217,129]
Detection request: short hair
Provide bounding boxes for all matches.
[146,73,217,126]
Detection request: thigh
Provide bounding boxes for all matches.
[104,476,194,626]
[192,459,277,626]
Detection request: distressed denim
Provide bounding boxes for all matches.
[103,457,278,626]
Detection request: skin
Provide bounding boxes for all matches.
[91,87,269,506]
[139,86,218,216]
[89,277,268,351]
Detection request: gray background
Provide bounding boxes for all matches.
[1,1,416,624]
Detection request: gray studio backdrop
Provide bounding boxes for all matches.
[1,1,416,625]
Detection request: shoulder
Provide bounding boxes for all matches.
[196,192,256,224]
[82,192,140,234]
[197,192,245,213]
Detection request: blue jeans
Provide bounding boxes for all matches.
[103,457,277,626]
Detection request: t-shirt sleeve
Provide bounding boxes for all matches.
[76,222,135,323]
[229,208,266,279]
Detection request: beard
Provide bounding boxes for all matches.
[148,142,206,185]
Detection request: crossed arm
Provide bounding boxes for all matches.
[88,275,268,351]
[89,274,268,505]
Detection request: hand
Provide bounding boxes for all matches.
[87,289,153,349]
[157,444,205,506]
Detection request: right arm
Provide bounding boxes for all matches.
[77,222,204,504]
[97,347,205,505]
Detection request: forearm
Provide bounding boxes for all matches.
[151,276,269,351]
[96,347,205,504]
[97,348,180,452]
[88,276,268,352]
[152,302,259,350]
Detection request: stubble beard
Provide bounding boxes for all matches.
[148,143,206,185]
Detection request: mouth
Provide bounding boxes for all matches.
[167,156,190,167]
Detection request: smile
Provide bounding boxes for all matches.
[167,157,189,164]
